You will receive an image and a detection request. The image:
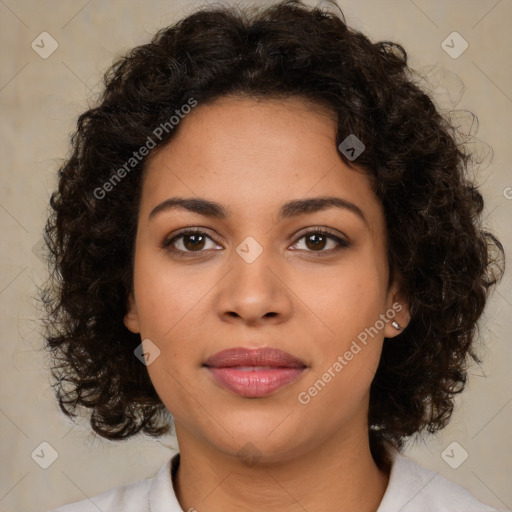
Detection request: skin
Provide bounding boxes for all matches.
[124,95,410,512]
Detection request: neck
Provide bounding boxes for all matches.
[173,427,390,512]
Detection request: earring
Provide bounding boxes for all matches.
[391,321,402,331]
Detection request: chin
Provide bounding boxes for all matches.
[204,411,312,465]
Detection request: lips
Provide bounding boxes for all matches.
[203,347,307,398]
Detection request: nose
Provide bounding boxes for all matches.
[214,245,294,327]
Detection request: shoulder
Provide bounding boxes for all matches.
[44,454,181,512]
[378,444,504,512]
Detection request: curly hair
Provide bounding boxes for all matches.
[42,0,505,456]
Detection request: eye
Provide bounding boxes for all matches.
[163,228,221,256]
[291,229,350,254]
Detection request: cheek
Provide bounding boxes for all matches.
[296,252,388,399]
[297,319,384,429]
[132,248,208,340]
[296,255,388,341]
[130,255,205,415]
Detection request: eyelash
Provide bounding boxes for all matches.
[162,227,350,258]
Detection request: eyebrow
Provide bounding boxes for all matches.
[149,196,368,226]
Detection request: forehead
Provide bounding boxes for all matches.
[141,95,384,234]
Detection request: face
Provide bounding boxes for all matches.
[124,95,409,463]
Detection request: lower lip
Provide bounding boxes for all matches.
[206,367,306,397]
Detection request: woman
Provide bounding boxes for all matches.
[42,1,505,510]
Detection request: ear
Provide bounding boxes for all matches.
[124,292,140,333]
[383,282,411,339]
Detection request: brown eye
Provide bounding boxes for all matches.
[292,229,350,254]
[163,229,220,256]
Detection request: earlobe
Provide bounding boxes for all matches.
[124,293,140,333]
[384,286,411,339]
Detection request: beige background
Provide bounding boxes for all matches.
[1,0,511,511]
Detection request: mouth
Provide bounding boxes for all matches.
[203,347,307,398]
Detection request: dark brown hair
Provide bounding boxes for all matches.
[42,0,504,456]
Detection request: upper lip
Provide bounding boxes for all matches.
[204,347,307,368]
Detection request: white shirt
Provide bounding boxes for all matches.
[45,445,504,512]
